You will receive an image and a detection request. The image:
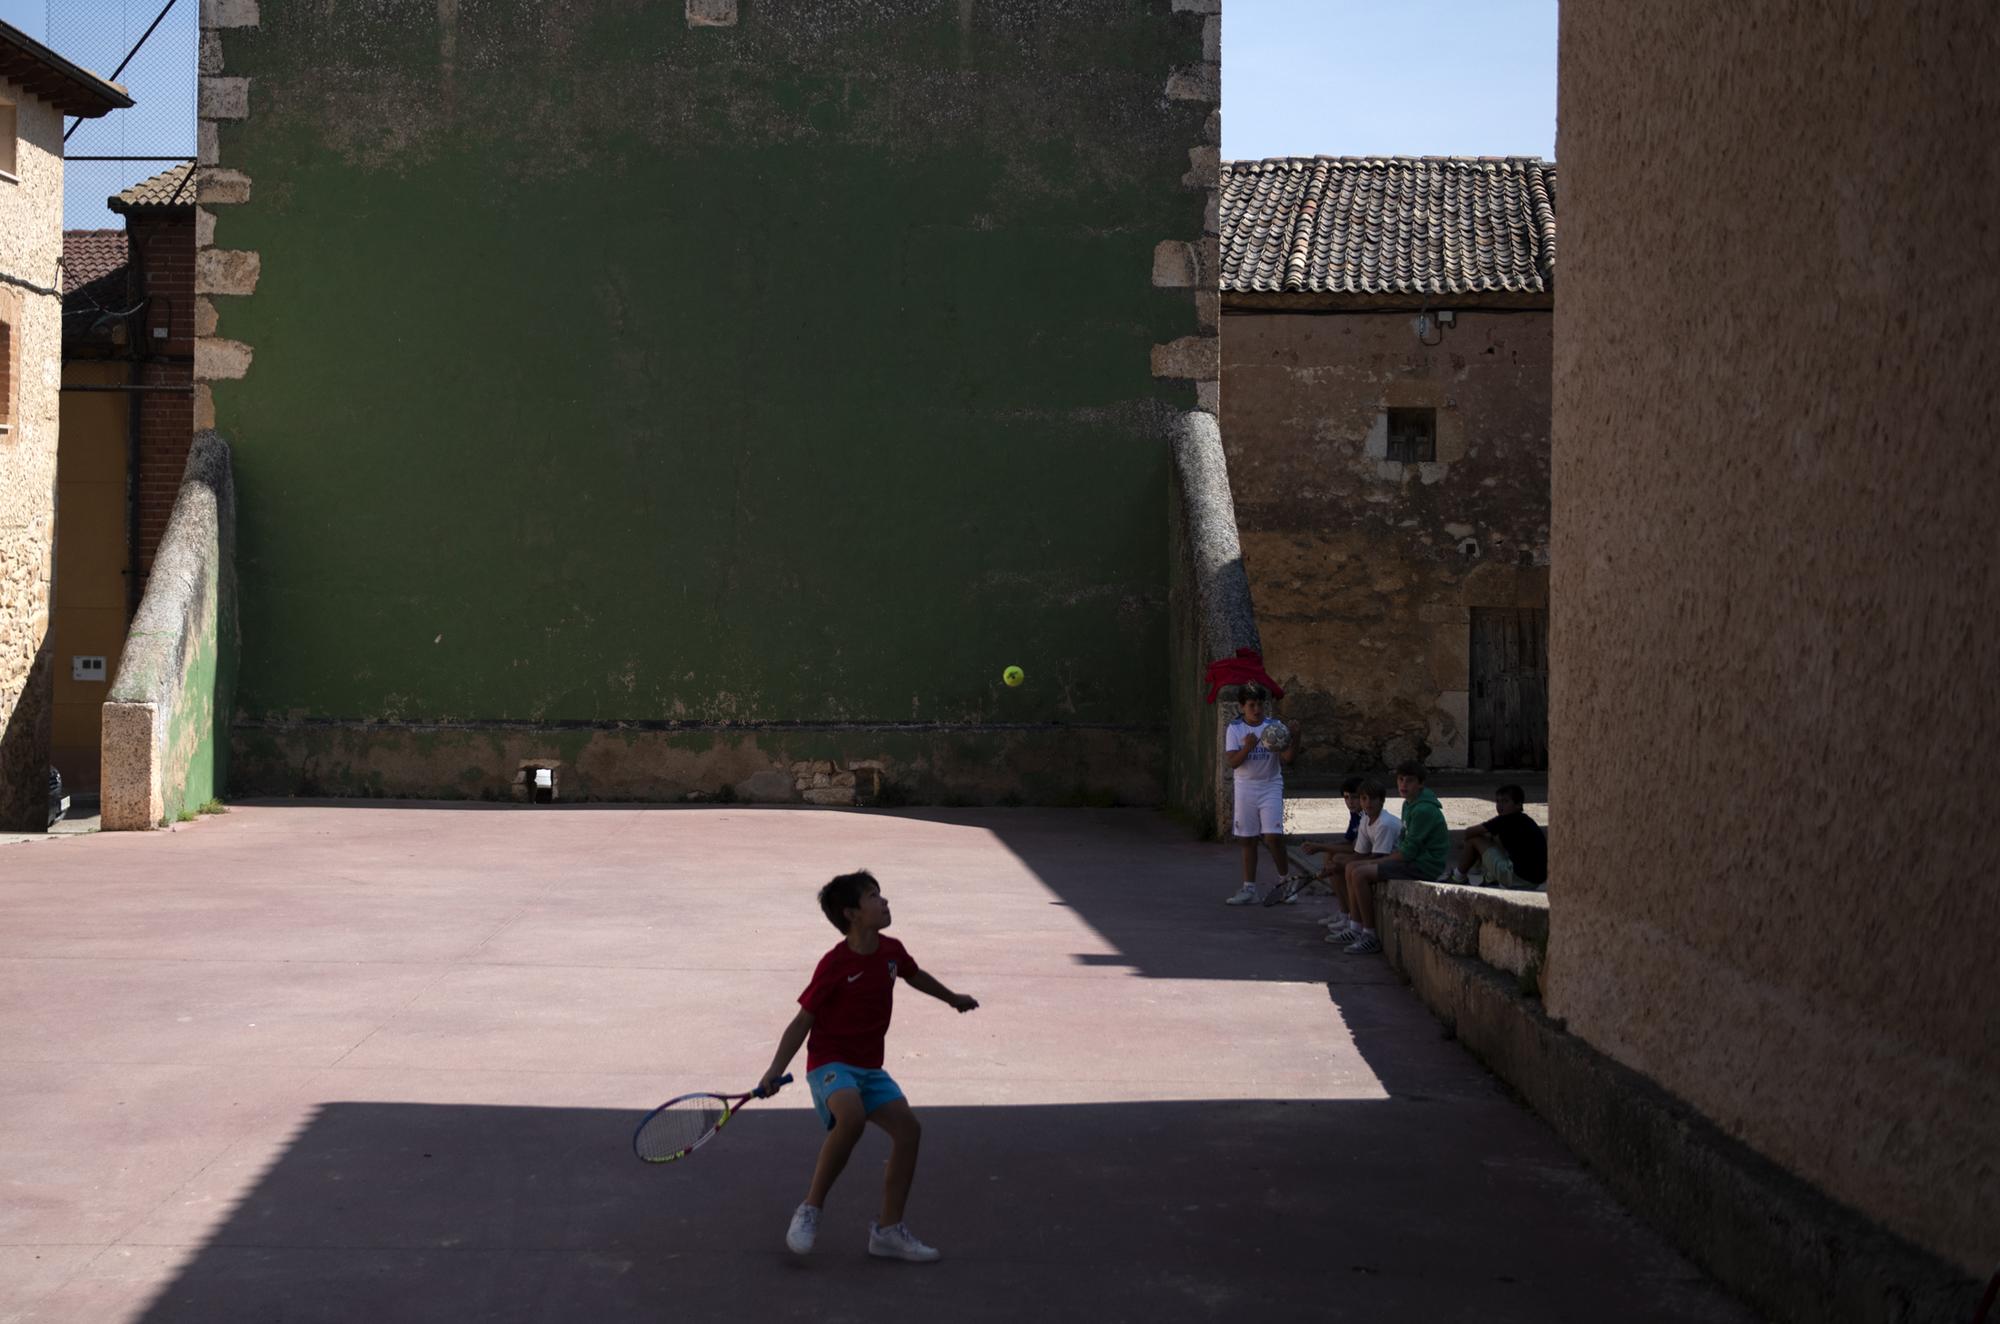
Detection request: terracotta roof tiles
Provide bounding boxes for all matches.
[108,163,194,212]
[62,228,128,295]
[1219,156,1556,299]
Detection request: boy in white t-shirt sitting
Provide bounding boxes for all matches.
[1322,781,1400,942]
[1221,684,1301,905]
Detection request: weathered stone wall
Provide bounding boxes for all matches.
[0,83,67,829]
[1220,308,1550,776]
[1547,0,2000,1276]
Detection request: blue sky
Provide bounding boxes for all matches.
[0,1,40,38]
[3,0,197,228]
[1224,0,1557,161]
[0,0,1558,226]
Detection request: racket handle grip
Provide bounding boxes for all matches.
[756,1073,794,1098]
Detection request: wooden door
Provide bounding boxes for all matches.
[1469,607,1547,770]
[51,363,131,793]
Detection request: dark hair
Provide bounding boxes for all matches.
[1237,683,1268,703]
[1360,779,1387,802]
[1496,784,1526,808]
[1340,776,1364,794]
[1395,760,1426,782]
[818,870,879,933]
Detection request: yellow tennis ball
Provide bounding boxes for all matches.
[1003,665,1024,687]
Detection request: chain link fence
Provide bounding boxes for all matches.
[50,0,196,231]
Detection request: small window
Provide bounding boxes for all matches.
[1386,407,1436,463]
[0,101,15,178]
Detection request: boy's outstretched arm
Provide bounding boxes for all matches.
[757,1008,813,1095]
[902,967,978,1013]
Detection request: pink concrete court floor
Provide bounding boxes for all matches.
[0,804,1754,1323]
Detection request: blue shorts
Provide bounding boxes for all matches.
[806,1062,905,1130]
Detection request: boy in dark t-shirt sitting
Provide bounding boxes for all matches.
[1437,784,1548,890]
[756,870,978,1262]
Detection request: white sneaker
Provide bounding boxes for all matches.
[1224,883,1258,905]
[785,1202,819,1255]
[1345,932,1383,956]
[868,1220,941,1262]
[1320,914,1349,928]
[1323,927,1357,944]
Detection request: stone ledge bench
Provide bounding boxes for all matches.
[1378,876,1547,991]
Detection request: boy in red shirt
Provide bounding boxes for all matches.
[756,870,978,1261]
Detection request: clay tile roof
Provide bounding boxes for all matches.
[1219,156,1557,300]
[108,163,195,212]
[62,228,128,294]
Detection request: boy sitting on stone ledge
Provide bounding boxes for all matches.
[1437,783,1547,891]
[1333,763,1448,956]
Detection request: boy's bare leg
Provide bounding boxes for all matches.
[1348,860,1381,930]
[1239,837,1260,882]
[805,1090,867,1207]
[1262,833,1289,878]
[868,1098,923,1226]
[1320,846,1358,880]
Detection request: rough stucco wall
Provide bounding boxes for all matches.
[201,0,1212,803]
[0,87,66,829]
[1545,1,2000,1274]
[1222,309,1550,775]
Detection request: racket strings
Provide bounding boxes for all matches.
[636,1097,725,1162]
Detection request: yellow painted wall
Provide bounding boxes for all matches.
[51,361,129,790]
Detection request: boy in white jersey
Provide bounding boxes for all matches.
[1322,780,1400,941]
[1222,684,1301,904]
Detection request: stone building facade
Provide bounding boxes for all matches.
[1218,157,1554,776]
[0,25,129,828]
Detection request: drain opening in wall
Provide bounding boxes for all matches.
[519,764,558,804]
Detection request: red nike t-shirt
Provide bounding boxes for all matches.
[798,936,916,1070]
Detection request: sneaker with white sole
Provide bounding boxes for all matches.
[1344,932,1382,956]
[786,1202,820,1255]
[868,1220,941,1262]
[1323,926,1357,944]
[1320,913,1350,928]
[1224,883,1258,906]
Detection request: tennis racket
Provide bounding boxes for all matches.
[632,1074,792,1164]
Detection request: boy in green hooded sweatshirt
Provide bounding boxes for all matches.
[1336,762,1449,956]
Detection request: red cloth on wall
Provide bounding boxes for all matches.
[1204,649,1285,704]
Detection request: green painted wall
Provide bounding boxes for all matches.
[212,0,1205,798]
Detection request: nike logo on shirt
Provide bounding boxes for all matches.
[846,972,863,982]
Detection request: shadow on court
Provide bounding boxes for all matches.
[3,803,1750,1322]
[125,1096,1744,1324]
